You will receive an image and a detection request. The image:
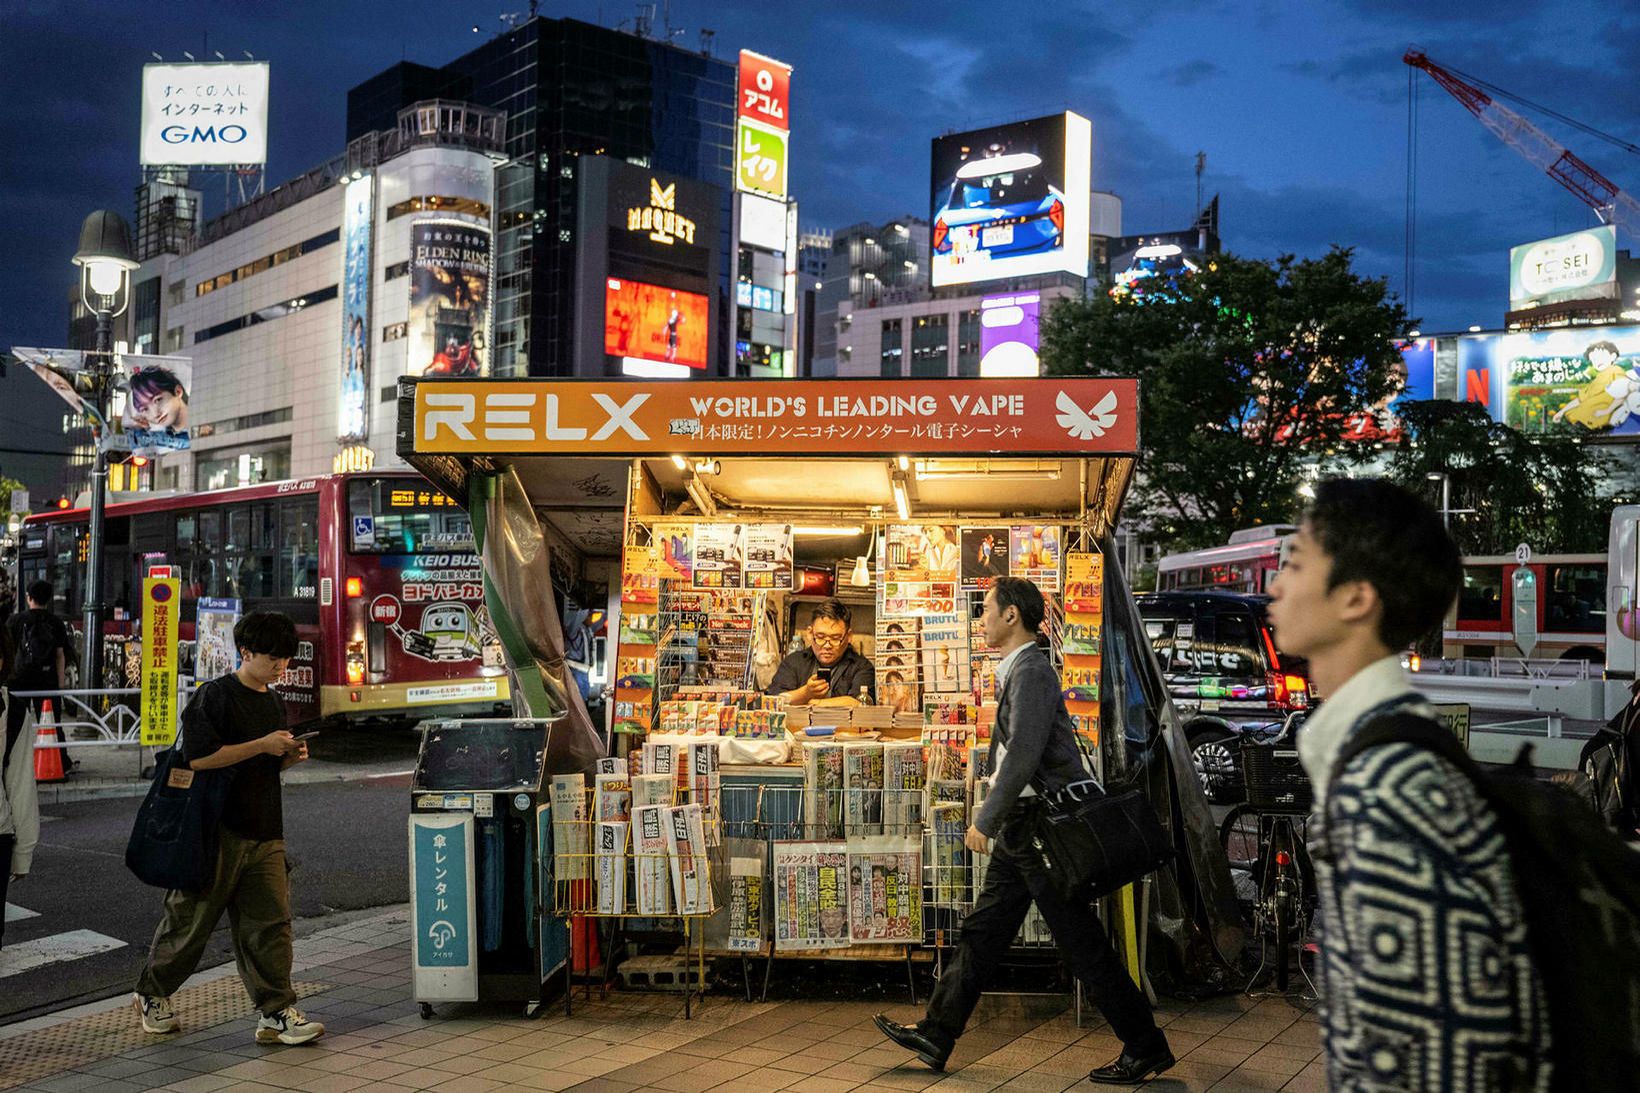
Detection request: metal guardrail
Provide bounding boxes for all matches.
[10,681,197,749]
[1418,656,1592,680]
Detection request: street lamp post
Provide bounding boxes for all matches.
[71,210,138,691]
[1427,471,1451,530]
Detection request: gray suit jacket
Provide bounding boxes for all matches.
[974,643,1095,837]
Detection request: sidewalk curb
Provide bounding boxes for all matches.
[36,766,416,806]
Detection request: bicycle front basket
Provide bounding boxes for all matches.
[1240,742,1312,812]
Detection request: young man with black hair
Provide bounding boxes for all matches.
[5,580,73,767]
[767,598,876,705]
[133,611,325,1046]
[875,576,1172,1085]
[1268,478,1549,1090]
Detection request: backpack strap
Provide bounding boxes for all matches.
[1317,712,1484,865]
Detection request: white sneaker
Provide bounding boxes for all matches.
[255,1005,325,1045]
[134,992,179,1034]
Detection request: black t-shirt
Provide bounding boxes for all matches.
[767,646,876,703]
[181,674,287,841]
[5,608,72,684]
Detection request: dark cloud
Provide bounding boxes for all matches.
[1168,60,1221,88]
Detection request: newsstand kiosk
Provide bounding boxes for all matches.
[397,376,1245,1007]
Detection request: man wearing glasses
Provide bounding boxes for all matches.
[768,599,876,705]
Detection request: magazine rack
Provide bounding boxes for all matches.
[548,787,717,1018]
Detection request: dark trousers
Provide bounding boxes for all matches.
[925,827,1165,1053]
[0,833,13,950]
[136,829,296,1014]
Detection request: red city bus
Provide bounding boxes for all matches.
[1154,526,1297,594]
[1444,553,1607,665]
[17,471,510,725]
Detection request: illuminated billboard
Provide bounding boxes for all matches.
[140,62,270,166]
[1509,226,1617,309]
[407,222,490,377]
[736,50,792,200]
[930,111,1091,288]
[1454,324,1640,437]
[338,176,372,441]
[605,279,709,370]
[979,293,1041,376]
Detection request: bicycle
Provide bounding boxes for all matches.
[1218,718,1317,994]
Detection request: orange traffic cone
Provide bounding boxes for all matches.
[34,700,67,784]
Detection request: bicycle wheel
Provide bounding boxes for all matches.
[1273,889,1295,991]
[1219,805,1261,873]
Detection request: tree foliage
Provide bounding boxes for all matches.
[1385,400,1610,554]
[1040,248,1407,549]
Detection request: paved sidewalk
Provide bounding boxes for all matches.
[0,905,1323,1093]
[30,742,415,805]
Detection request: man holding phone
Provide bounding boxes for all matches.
[132,612,325,1046]
[768,599,876,705]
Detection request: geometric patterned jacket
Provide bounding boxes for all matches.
[1312,698,1552,1091]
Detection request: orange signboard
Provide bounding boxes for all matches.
[411,378,1137,456]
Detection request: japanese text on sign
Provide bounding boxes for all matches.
[140,62,270,166]
[141,578,181,746]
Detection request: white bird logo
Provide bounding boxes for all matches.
[1055,390,1120,439]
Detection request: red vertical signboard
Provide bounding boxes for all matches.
[737,51,791,132]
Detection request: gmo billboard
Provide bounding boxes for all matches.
[140,62,270,166]
[930,111,1091,288]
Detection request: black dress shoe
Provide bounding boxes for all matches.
[1087,1044,1175,1085]
[872,1013,952,1071]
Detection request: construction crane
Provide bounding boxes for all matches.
[1404,49,1640,236]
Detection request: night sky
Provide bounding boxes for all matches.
[3,0,1637,412]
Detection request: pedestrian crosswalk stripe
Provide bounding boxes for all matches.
[4,903,39,923]
[0,929,126,978]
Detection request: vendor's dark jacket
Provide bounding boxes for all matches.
[768,646,876,703]
[974,642,1095,838]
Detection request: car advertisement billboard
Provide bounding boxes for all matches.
[338,176,373,441]
[604,279,710,370]
[407,221,490,378]
[930,111,1091,288]
[1456,324,1640,437]
[140,61,270,166]
[1509,226,1617,309]
[979,292,1041,376]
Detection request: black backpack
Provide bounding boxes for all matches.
[16,611,61,677]
[1328,714,1640,1092]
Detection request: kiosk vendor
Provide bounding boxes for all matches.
[768,599,876,705]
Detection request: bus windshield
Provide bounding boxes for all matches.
[348,479,474,554]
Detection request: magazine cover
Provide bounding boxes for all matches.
[595,821,629,913]
[633,804,673,914]
[919,613,969,694]
[883,742,926,832]
[926,803,970,908]
[846,838,923,944]
[772,841,850,951]
[960,526,1012,590]
[727,854,768,952]
[842,743,885,837]
[549,774,589,881]
[631,772,674,808]
[665,804,713,914]
[803,742,845,839]
[594,773,632,821]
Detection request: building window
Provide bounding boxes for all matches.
[956,309,981,377]
[195,442,292,492]
[910,314,949,378]
[879,319,903,378]
[193,285,339,345]
[166,280,186,307]
[164,326,185,353]
[194,228,340,297]
[384,195,491,221]
[382,321,407,342]
[384,260,409,281]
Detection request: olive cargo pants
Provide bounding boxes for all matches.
[136,828,296,1015]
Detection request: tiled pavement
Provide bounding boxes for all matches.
[0,907,1324,1092]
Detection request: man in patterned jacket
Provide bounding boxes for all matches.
[1267,479,1550,1091]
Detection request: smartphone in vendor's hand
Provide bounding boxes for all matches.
[294,731,322,741]
[815,666,833,682]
